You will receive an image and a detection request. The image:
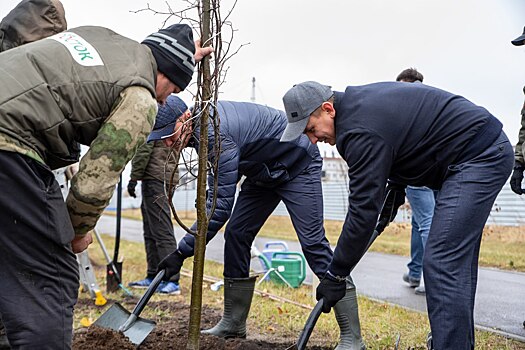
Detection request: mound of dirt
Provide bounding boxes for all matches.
[73,301,331,350]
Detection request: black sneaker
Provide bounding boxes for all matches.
[426,332,433,350]
[415,285,426,295]
[402,273,420,288]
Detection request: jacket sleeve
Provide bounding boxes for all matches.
[130,141,154,180]
[66,86,157,236]
[177,136,240,258]
[329,130,395,277]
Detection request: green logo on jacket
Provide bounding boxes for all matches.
[49,32,104,67]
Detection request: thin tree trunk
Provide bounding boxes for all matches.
[186,0,212,348]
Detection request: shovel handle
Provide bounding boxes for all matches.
[93,228,123,284]
[130,270,165,317]
[296,298,324,350]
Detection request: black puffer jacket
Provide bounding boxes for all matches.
[178,101,320,256]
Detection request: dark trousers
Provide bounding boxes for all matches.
[424,132,513,350]
[223,159,333,279]
[141,179,179,282]
[0,151,78,349]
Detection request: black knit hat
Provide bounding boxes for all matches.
[142,24,196,90]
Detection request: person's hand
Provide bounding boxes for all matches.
[510,162,525,195]
[158,250,185,281]
[377,183,406,233]
[194,39,213,63]
[316,272,347,313]
[71,232,93,253]
[127,179,137,198]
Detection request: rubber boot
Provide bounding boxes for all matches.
[333,278,366,350]
[201,276,256,339]
[0,321,9,350]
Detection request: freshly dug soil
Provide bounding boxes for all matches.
[73,300,332,350]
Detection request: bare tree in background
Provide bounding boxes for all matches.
[133,0,242,348]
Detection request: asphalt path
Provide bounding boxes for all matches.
[95,215,525,342]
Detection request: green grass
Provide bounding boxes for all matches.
[78,230,525,349]
[114,209,525,273]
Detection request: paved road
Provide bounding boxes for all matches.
[96,215,525,342]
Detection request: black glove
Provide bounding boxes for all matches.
[158,250,185,281]
[316,272,347,313]
[377,183,406,234]
[127,179,137,198]
[510,162,525,195]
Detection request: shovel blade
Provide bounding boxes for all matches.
[93,303,156,345]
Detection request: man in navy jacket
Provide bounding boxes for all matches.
[149,96,366,350]
[281,81,513,350]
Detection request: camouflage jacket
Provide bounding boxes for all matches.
[514,86,525,165]
[0,26,159,236]
[130,141,179,183]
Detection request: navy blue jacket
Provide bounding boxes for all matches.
[330,82,503,277]
[178,101,320,256]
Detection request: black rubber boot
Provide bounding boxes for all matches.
[201,276,257,339]
[333,278,366,350]
[0,321,10,350]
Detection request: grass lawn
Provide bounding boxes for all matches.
[78,233,524,349]
[115,209,525,273]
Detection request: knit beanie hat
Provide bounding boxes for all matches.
[142,24,196,90]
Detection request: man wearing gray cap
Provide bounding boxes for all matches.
[281,81,513,350]
[509,27,525,195]
[150,96,366,350]
[0,3,211,345]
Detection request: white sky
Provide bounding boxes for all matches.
[1,0,525,161]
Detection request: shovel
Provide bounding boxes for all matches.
[286,298,324,350]
[93,270,165,345]
[287,188,399,349]
[92,228,133,297]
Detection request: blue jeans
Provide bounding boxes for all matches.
[406,186,436,279]
[424,132,513,350]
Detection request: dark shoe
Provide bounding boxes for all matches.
[426,331,433,350]
[415,285,426,295]
[402,273,420,288]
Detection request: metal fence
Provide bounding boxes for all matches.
[111,181,525,227]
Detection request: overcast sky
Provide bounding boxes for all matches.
[2,0,524,160]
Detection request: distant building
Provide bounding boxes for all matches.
[321,151,348,183]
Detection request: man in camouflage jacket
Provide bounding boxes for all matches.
[127,139,181,294]
[0,0,211,347]
[510,27,525,195]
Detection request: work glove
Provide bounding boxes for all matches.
[376,182,406,234]
[127,179,137,198]
[158,250,185,281]
[316,271,347,313]
[510,162,525,195]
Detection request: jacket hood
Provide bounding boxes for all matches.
[0,0,67,52]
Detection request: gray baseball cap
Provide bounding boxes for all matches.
[280,81,333,142]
